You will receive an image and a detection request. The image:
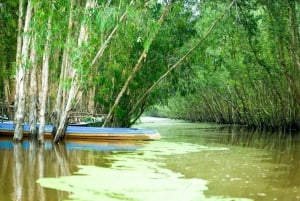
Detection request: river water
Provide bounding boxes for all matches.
[0,117,300,201]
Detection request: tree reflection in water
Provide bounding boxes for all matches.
[12,142,23,201]
[0,140,72,201]
[0,138,139,201]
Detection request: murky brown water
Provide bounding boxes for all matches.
[0,117,300,201]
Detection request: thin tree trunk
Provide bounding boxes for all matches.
[2,71,15,120]
[128,0,236,121]
[102,2,171,127]
[53,75,77,143]
[38,15,52,143]
[85,1,131,116]
[3,65,11,108]
[52,0,74,136]
[87,85,96,114]
[90,2,130,67]
[54,0,96,143]
[14,0,24,109]
[29,36,38,137]
[14,0,33,141]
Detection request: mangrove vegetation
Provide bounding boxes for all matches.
[163,0,300,131]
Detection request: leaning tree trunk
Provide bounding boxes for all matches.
[128,0,236,124]
[53,0,96,143]
[85,1,131,116]
[102,2,171,127]
[51,0,74,135]
[14,0,33,141]
[53,71,78,143]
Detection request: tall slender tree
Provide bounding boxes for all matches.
[53,0,96,143]
[38,9,52,143]
[14,0,33,141]
[28,35,38,137]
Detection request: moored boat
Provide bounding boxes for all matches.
[0,137,142,151]
[0,122,160,140]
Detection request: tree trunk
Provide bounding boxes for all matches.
[29,36,38,137]
[90,2,130,67]
[87,85,96,114]
[102,2,171,127]
[128,0,236,122]
[3,64,11,106]
[51,0,74,132]
[14,0,33,141]
[54,0,96,143]
[14,0,24,107]
[38,15,52,143]
[3,60,14,119]
[85,2,131,116]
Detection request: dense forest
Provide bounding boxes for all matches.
[0,0,299,142]
[162,0,300,131]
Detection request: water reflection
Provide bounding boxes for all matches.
[202,127,300,185]
[0,140,71,201]
[0,138,141,201]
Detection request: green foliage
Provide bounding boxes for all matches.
[166,0,300,130]
[90,0,199,127]
[0,1,18,98]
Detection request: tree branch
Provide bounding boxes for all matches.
[129,0,236,118]
[103,1,172,127]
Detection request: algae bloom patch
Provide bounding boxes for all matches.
[37,141,251,201]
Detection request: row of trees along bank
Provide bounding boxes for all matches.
[0,0,237,143]
[164,1,300,131]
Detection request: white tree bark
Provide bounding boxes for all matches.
[14,0,33,141]
[29,36,38,137]
[52,0,74,131]
[54,0,96,143]
[14,0,24,106]
[38,16,52,143]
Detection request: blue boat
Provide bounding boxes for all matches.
[0,122,160,140]
[0,138,141,151]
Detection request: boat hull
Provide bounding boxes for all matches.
[0,123,160,140]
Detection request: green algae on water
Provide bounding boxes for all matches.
[37,141,251,201]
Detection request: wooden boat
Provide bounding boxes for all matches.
[0,122,160,140]
[0,137,143,151]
